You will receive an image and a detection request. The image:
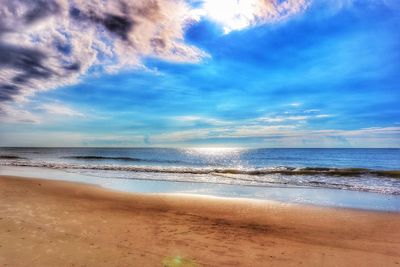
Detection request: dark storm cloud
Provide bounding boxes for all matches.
[102,14,134,41]
[0,1,76,103]
[0,43,54,99]
[63,62,81,72]
[24,0,61,24]
[0,44,47,72]
[69,7,134,41]
[0,84,20,101]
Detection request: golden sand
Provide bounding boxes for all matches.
[1,175,400,266]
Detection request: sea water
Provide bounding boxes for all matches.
[1,147,399,211]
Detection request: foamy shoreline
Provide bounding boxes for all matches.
[1,165,400,212]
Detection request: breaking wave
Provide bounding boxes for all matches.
[63,156,144,161]
[61,155,204,165]
[2,161,399,178]
[0,155,25,159]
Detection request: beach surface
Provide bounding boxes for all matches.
[1,175,400,267]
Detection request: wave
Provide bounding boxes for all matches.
[2,161,399,178]
[0,155,25,159]
[62,155,200,165]
[63,156,144,162]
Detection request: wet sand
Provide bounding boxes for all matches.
[1,175,400,267]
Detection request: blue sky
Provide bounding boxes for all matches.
[0,0,399,147]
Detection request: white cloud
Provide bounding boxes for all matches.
[288,102,302,107]
[256,114,329,123]
[39,103,84,117]
[173,115,230,126]
[0,102,85,123]
[315,114,333,118]
[303,109,320,113]
[0,104,41,123]
[257,116,307,123]
[255,110,335,123]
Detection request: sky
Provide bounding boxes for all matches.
[0,0,399,147]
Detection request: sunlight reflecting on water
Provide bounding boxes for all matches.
[181,147,247,168]
[184,147,245,156]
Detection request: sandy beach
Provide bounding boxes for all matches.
[1,175,400,267]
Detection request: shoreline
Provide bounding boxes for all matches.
[1,166,400,212]
[1,174,399,214]
[1,175,400,266]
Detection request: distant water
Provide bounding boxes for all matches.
[0,147,399,195]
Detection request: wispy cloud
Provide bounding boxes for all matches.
[255,113,334,123]
[303,109,320,113]
[288,102,302,107]
[39,103,84,117]
[315,114,333,118]
[257,115,308,123]
[172,115,230,126]
[0,102,85,123]
[0,104,41,124]
[0,0,208,110]
[148,126,400,147]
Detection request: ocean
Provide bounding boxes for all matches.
[0,147,399,195]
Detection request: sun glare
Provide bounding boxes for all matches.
[202,0,256,33]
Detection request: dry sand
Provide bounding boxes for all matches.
[0,175,400,267]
